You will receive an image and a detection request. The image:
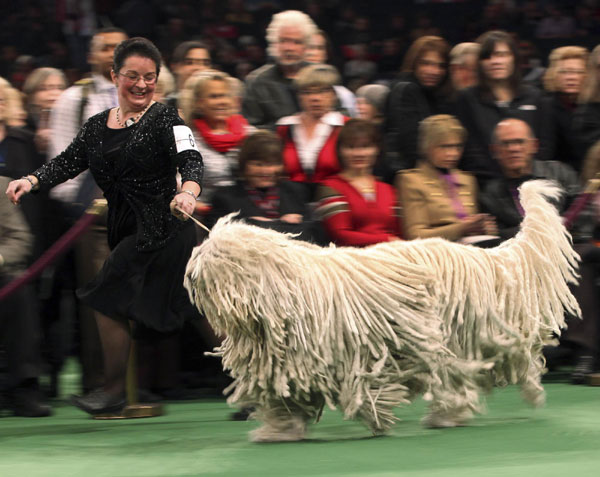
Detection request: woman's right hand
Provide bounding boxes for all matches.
[5,177,34,205]
[461,214,488,236]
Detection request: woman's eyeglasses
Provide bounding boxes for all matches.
[118,72,158,85]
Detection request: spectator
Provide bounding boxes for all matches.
[542,46,588,172]
[574,45,600,164]
[398,114,497,244]
[456,30,550,187]
[383,35,452,180]
[45,27,127,397]
[276,64,349,200]
[449,42,480,92]
[0,176,51,417]
[0,77,26,127]
[208,130,313,241]
[355,84,389,125]
[180,70,254,205]
[152,64,176,104]
[305,30,356,117]
[0,78,46,261]
[480,118,598,382]
[22,67,67,156]
[242,10,317,129]
[48,27,128,211]
[167,41,212,109]
[315,119,402,246]
[343,43,377,89]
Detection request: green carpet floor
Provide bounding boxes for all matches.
[1,368,599,477]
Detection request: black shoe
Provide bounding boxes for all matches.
[11,387,52,417]
[230,406,254,421]
[70,389,126,415]
[571,356,595,384]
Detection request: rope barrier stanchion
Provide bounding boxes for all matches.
[94,325,165,420]
[0,199,108,302]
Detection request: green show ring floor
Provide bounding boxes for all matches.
[1,381,599,477]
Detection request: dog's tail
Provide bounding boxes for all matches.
[495,179,581,337]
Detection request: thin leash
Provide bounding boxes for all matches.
[177,207,211,233]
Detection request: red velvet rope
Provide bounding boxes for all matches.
[0,202,105,302]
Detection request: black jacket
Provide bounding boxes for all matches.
[479,160,593,242]
[0,127,49,261]
[456,84,552,183]
[542,93,583,172]
[33,103,204,251]
[242,63,303,130]
[383,74,449,178]
[208,179,315,241]
[573,101,600,162]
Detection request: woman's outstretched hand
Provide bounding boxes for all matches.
[5,177,35,205]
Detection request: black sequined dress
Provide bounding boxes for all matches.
[32,103,203,331]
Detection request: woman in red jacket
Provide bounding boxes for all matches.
[315,119,402,246]
[277,64,348,199]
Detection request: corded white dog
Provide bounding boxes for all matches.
[184,180,579,441]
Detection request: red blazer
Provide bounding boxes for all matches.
[315,175,402,247]
[277,114,349,183]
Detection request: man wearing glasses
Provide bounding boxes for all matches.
[480,118,599,385]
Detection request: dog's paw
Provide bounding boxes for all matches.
[421,414,464,429]
[250,425,306,442]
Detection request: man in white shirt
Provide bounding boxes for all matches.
[46,27,127,396]
[49,27,128,207]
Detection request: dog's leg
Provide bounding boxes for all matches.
[519,348,546,408]
[356,395,397,436]
[250,400,315,442]
[422,358,487,428]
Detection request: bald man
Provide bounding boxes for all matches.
[480,118,599,383]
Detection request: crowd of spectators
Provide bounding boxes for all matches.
[1,0,600,418]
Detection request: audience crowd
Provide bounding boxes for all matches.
[1,0,600,418]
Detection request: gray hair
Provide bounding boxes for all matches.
[266,10,317,59]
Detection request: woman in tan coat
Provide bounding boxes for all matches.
[397,114,497,243]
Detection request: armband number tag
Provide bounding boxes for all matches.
[173,125,199,153]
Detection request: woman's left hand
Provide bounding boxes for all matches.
[170,192,197,221]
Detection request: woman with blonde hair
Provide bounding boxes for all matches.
[179,70,253,204]
[398,114,497,245]
[574,45,600,165]
[0,78,26,127]
[542,46,588,171]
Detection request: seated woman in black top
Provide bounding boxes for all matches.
[574,45,600,166]
[6,38,204,416]
[542,46,588,172]
[208,130,314,241]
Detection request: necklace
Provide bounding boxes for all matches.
[116,102,152,128]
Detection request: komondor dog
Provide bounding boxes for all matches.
[184,180,580,441]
